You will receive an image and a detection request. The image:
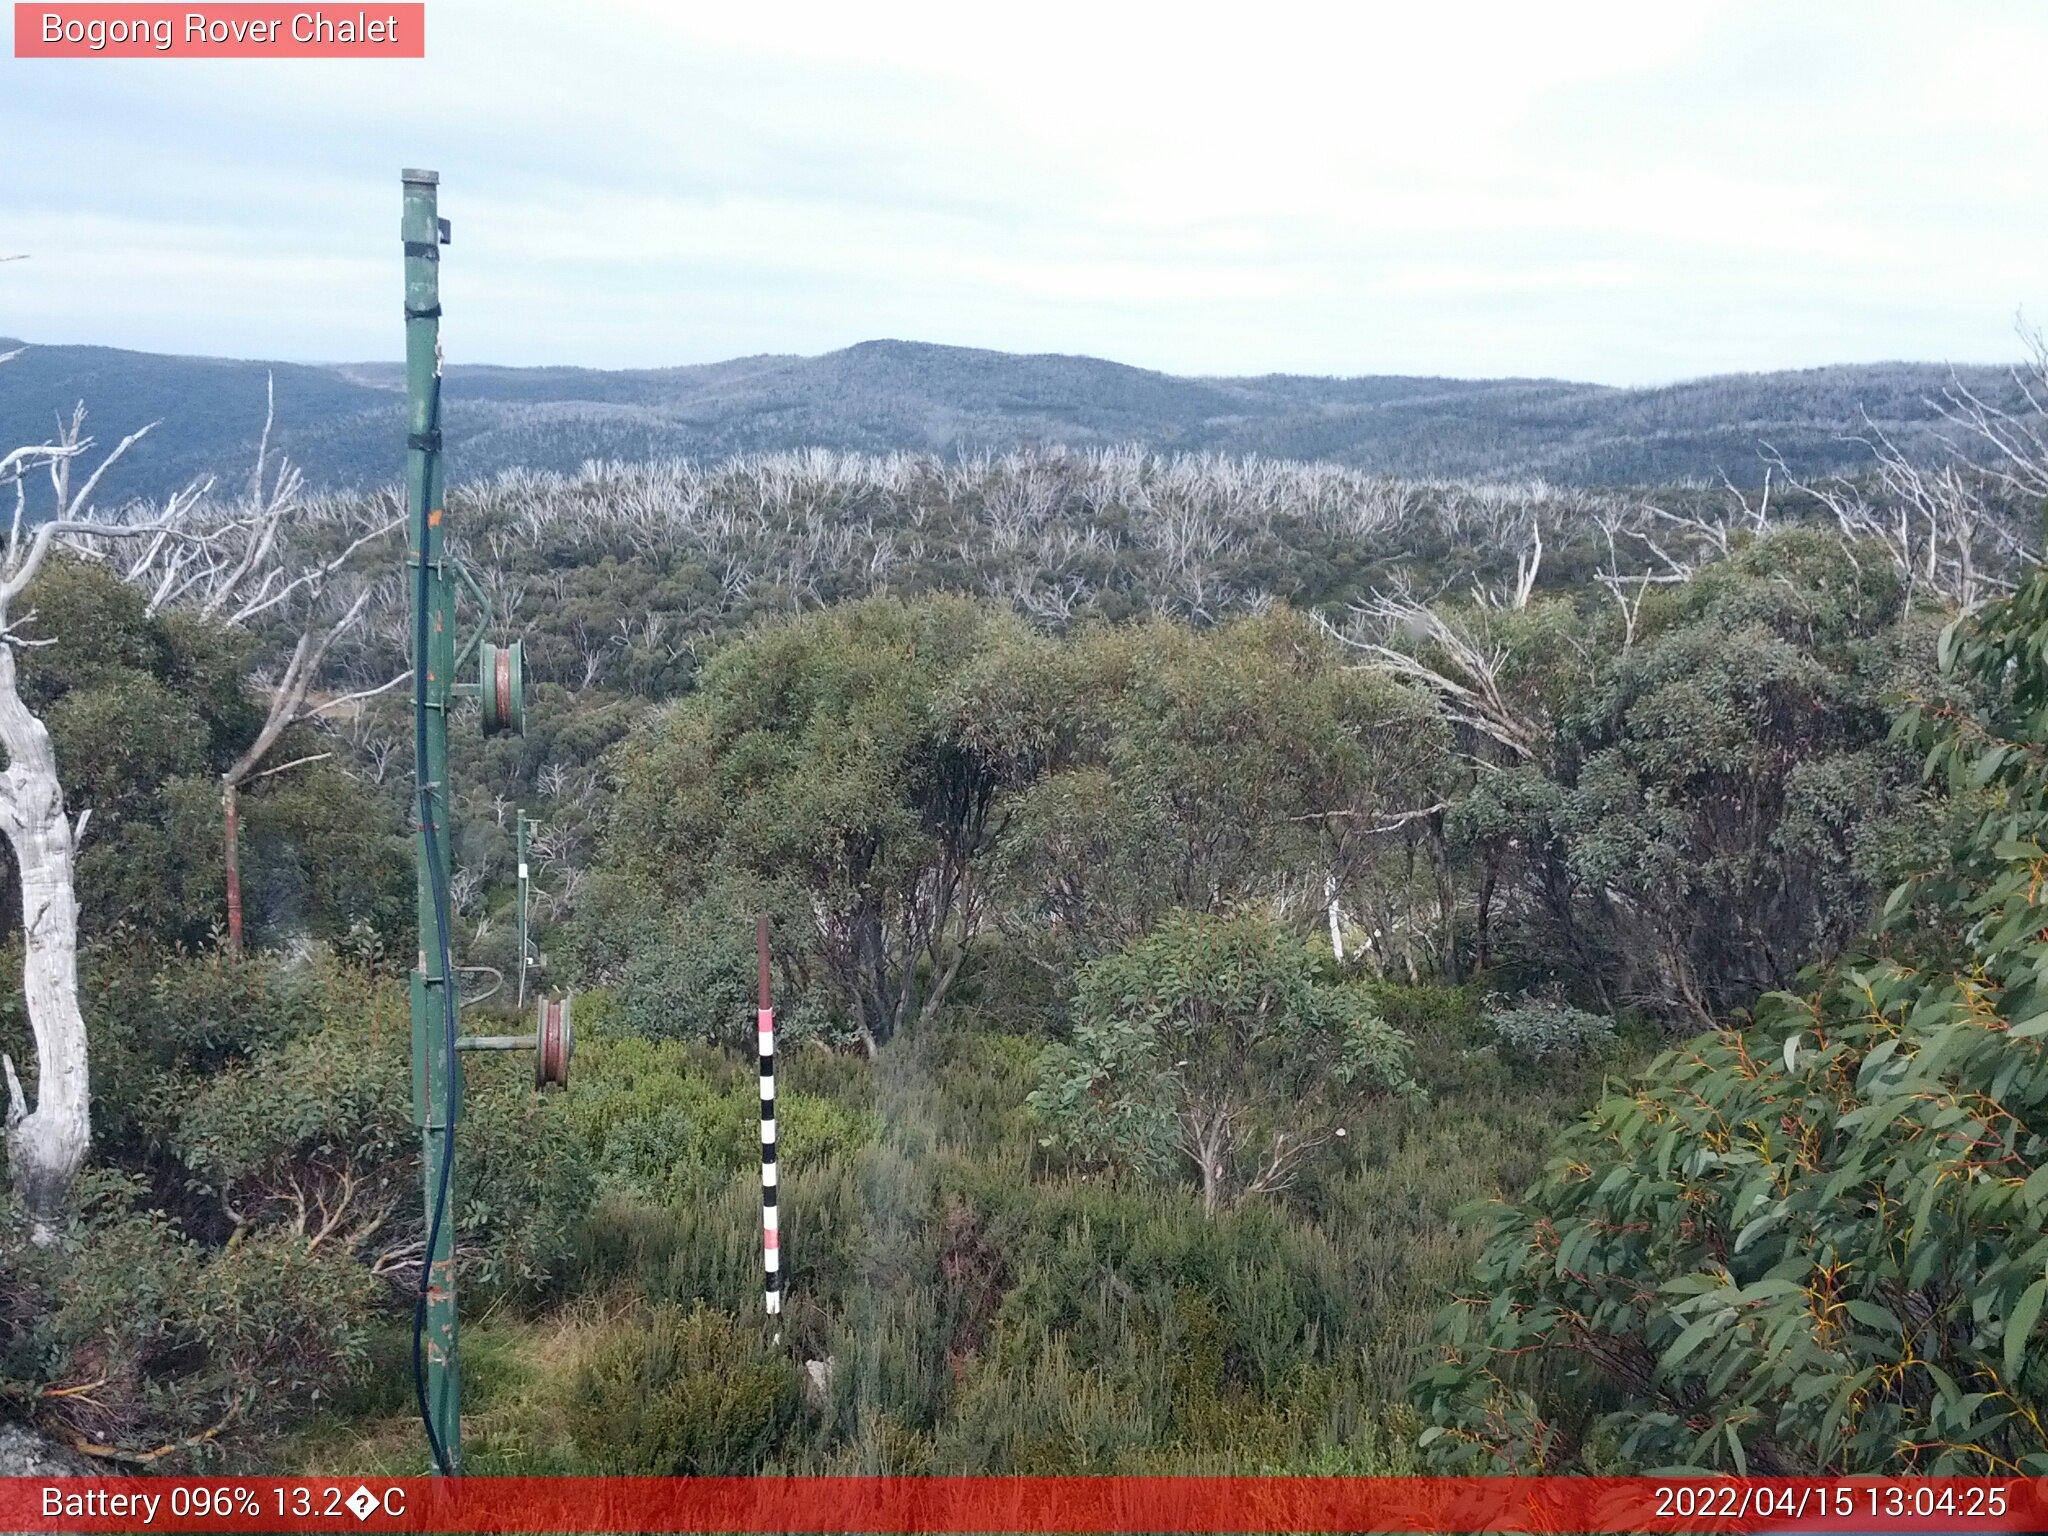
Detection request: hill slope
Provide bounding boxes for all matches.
[0,335,2020,504]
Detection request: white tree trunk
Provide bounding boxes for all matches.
[0,379,235,1245]
[0,643,89,1245]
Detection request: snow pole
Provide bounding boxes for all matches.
[758,913,782,1338]
[516,812,538,1008]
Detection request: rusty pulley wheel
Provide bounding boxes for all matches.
[479,640,525,737]
[534,992,573,1089]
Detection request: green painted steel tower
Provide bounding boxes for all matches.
[402,166,461,1473]
[398,166,554,1477]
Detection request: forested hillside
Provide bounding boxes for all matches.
[1,334,2034,505]
[1,348,2045,1476]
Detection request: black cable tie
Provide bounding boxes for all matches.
[402,240,440,260]
[404,303,443,321]
[408,430,443,452]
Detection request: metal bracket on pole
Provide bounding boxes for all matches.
[450,558,493,679]
[456,992,575,1088]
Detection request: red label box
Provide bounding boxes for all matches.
[3,1476,2046,1534]
[14,3,425,56]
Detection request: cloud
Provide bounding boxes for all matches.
[1,0,2042,382]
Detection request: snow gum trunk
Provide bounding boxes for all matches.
[0,643,89,1245]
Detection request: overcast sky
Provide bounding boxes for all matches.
[2,0,2042,384]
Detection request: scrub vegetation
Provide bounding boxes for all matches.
[2,344,2046,1473]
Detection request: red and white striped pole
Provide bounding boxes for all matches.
[757,914,781,1336]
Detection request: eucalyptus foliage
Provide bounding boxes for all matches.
[602,596,1045,1049]
[1414,548,2048,1473]
[1552,531,1939,1026]
[0,558,406,951]
[1032,912,1423,1214]
[996,610,1449,971]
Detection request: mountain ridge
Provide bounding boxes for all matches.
[0,334,2020,504]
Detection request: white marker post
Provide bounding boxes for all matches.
[757,914,782,1340]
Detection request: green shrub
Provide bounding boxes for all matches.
[1484,999,1616,1066]
[565,1033,876,1203]
[156,952,592,1299]
[455,1058,600,1299]
[596,596,1048,1049]
[590,881,845,1052]
[566,1303,803,1474]
[181,1229,382,1419]
[612,925,766,1047]
[932,1334,1163,1473]
[1,1173,378,1457]
[1371,980,1486,1042]
[1032,911,1421,1213]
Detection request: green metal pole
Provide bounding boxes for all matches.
[402,166,461,1474]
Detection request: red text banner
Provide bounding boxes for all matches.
[14,4,424,57]
[3,1477,2046,1534]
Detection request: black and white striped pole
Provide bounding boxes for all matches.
[757,913,782,1339]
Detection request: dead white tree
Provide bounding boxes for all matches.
[1769,339,2048,614]
[0,381,209,1241]
[338,709,404,784]
[1930,328,2048,507]
[1775,420,2036,614]
[1330,594,1545,765]
[1591,505,1695,649]
[1473,518,1544,612]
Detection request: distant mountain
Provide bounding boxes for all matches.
[0,335,2023,506]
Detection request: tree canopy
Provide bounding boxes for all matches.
[1414,545,2048,1474]
[1031,911,1422,1215]
[2,558,406,951]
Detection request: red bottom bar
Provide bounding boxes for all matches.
[6,1476,2045,1534]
